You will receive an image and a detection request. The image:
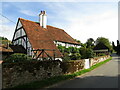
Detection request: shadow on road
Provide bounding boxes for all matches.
[111,53,120,57]
[51,75,119,88]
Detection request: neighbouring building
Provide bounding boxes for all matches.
[0,44,13,59]
[93,42,109,56]
[10,11,80,60]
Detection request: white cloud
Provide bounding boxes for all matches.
[0,24,15,40]
[45,2,117,43]
[1,2,118,44]
[20,10,37,16]
[0,16,15,40]
[65,10,118,43]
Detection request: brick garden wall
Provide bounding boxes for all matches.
[89,55,110,66]
[2,55,110,88]
[2,60,62,88]
[60,59,85,74]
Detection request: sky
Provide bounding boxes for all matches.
[0,0,118,45]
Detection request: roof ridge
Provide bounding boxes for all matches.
[19,18,64,31]
[19,18,37,23]
[47,25,64,31]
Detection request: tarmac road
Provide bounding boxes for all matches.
[47,53,119,88]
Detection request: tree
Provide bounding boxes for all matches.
[117,40,119,45]
[79,43,94,59]
[0,36,11,46]
[112,41,117,51]
[80,43,87,48]
[112,40,120,55]
[0,36,8,40]
[95,37,112,51]
[86,38,95,48]
[116,40,120,55]
[74,39,81,44]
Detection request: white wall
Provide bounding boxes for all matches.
[54,41,80,48]
[13,21,32,56]
[84,59,90,69]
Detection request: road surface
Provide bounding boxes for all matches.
[47,53,119,88]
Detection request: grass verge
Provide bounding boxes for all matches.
[12,57,112,89]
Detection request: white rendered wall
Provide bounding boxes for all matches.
[84,59,90,69]
[54,41,80,48]
[17,21,22,29]
[13,21,32,56]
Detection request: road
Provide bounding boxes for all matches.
[47,53,119,88]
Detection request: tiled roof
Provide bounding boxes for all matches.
[19,18,79,57]
[93,43,109,50]
[47,25,79,44]
[19,18,62,57]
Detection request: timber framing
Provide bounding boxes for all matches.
[32,49,56,60]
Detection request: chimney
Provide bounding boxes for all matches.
[39,10,47,28]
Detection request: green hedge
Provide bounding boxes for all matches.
[3,53,33,63]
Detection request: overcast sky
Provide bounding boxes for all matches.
[0,0,118,45]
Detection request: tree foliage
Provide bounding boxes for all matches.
[74,39,81,44]
[0,36,8,40]
[113,40,120,55]
[58,45,82,60]
[0,36,11,45]
[86,38,95,48]
[112,41,117,51]
[95,37,112,51]
[79,47,94,59]
[57,42,94,60]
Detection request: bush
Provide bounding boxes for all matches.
[79,47,86,59]
[58,45,94,60]
[62,52,70,61]
[79,47,94,59]
[98,53,106,56]
[4,53,33,63]
[86,48,94,58]
[70,53,81,60]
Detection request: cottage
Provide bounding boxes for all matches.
[11,11,80,60]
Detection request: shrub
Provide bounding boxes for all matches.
[86,48,94,58]
[98,53,106,56]
[79,47,94,59]
[62,52,70,61]
[70,53,81,60]
[58,45,94,60]
[4,53,33,63]
[79,47,87,59]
